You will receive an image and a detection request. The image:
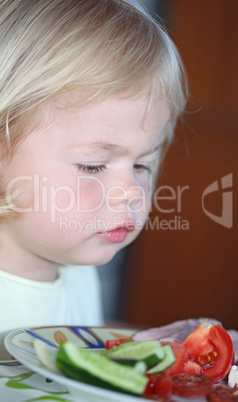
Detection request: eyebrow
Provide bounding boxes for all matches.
[66,141,162,157]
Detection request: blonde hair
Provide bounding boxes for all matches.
[0,0,187,215]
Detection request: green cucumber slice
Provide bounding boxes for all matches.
[147,344,175,374]
[34,339,59,373]
[110,359,147,373]
[100,341,165,369]
[56,342,148,395]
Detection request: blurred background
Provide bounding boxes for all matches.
[98,0,238,330]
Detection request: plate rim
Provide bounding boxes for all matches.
[4,325,150,402]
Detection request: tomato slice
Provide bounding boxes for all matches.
[105,338,131,349]
[161,342,188,376]
[154,376,172,399]
[183,321,234,382]
[143,374,158,395]
[183,360,203,375]
[143,374,172,399]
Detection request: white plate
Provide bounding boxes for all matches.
[4,325,205,402]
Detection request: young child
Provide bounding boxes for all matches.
[0,0,187,357]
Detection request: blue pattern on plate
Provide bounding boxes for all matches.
[69,327,104,348]
[26,330,58,348]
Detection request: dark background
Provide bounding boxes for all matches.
[99,0,238,331]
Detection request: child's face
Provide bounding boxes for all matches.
[1,91,170,279]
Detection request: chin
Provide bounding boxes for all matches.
[93,245,125,266]
[91,253,117,266]
[65,248,118,267]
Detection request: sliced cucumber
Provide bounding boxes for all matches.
[34,339,59,373]
[147,344,175,374]
[110,359,146,373]
[100,341,165,369]
[56,342,148,395]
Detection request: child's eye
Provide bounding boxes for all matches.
[77,164,107,174]
[134,164,152,173]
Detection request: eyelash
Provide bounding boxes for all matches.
[77,163,152,174]
[77,164,107,174]
[134,164,152,173]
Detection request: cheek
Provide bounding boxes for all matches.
[76,177,106,212]
[46,176,106,213]
[4,175,38,211]
[48,177,106,224]
[13,211,82,255]
[7,175,106,218]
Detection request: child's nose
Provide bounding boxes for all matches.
[106,183,144,210]
[126,186,144,209]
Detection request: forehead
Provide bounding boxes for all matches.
[53,90,170,134]
[17,89,170,158]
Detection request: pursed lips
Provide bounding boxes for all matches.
[96,221,135,243]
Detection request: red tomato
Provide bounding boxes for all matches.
[183,360,203,375]
[154,376,172,399]
[105,338,131,349]
[183,321,234,382]
[143,374,158,395]
[143,374,172,399]
[161,342,188,376]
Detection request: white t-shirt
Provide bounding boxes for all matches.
[0,265,104,358]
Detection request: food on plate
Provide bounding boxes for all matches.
[33,320,237,400]
[147,343,175,374]
[105,338,132,349]
[133,318,238,366]
[206,384,238,401]
[154,342,188,376]
[133,318,222,343]
[143,374,173,399]
[33,339,60,373]
[101,340,165,370]
[56,341,148,395]
[228,330,238,365]
[183,321,234,382]
[228,365,238,388]
[135,320,235,383]
[171,373,214,398]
